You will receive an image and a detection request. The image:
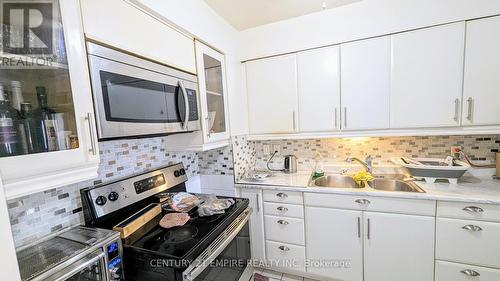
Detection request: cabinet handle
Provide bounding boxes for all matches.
[277,220,289,225]
[357,217,361,238]
[355,199,370,205]
[460,269,480,277]
[344,107,347,128]
[466,97,473,121]
[255,193,260,212]
[292,111,296,131]
[276,193,288,199]
[463,206,484,213]
[85,113,97,156]
[462,225,483,232]
[277,206,288,212]
[367,218,371,240]
[334,107,338,129]
[453,98,460,122]
[279,245,290,252]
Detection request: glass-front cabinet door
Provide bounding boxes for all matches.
[195,41,230,143]
[0,0,99,199]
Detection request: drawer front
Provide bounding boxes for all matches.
[438,201,500,222]
[436,218,500,268]
[266,240,306,272]
[264,215,305,245]
[436,260,500,281]
[263,190,303,204]
[304,193,436,216]
[264,202,304,218]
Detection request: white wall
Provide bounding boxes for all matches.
[134,0,249,136]
[0,178,21,281]
[239,0,500,60]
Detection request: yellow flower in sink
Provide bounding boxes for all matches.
[353,171,374,187]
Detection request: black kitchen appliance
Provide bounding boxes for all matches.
[80,163,251,281]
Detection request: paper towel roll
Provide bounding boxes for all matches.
[497,153,500,178]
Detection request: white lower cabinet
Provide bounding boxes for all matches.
[363,212,435,281]
[266,240,306,273]
[265,215,305,245]
[436,260,500,281]
[305,206,363,281]
[239,187,266,261]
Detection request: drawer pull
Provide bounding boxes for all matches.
[355,199,371,205]
[277,220,289,225]
[463,206,484,213]
[462,225,483,232]
[277,206,288,212]
[278,245,290,252]
[460,269,480,277]
[276,193,288,199]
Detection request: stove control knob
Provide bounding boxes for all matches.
[174,170,181,177]
[108,192,119,202]
[95,196,107,206]
[179,168,186,175]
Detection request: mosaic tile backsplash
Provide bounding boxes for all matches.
[252,135,500,171]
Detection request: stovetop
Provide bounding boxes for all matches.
[126,197,249,262]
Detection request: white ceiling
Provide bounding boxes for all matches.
[204,0,362,31]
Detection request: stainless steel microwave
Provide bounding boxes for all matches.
[87,42,200,140]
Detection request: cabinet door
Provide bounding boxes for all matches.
[80,0,196,73]
[462,16,500,125]
[390,22,465,128]
[239,188,266,261]
[0,0,99,199]
[297,46,340,132]
[246,54,298,134]
[305,206,363,281]
[364,212,435,281]
[341,36,391,130]
[195,41,230,143]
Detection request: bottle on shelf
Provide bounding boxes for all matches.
[10,81,24,112]
[20,102,42,153]
[0,84,21,157]
[35,86,56,152]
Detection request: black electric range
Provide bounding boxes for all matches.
[80,163,251,281]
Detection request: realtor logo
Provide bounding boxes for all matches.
[2,2,53,55]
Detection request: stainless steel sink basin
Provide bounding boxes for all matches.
[312,175,358,188]
[368,178,425,193]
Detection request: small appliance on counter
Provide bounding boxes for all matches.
[283,154,298,173]
[80,163,251,281]
[16,226,123,281]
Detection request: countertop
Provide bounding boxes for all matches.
[236,169,500,205]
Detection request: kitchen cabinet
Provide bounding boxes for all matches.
[436,260,500,281]
[462,16,500,126]
[297,46,341,132]
[239,187,266,261]
[390,22,465,128]
[80,0,196,74]
[0,0,99,199]
[165,41,230,151]
[305,206,363,281]
[341,36,391,130]
[363,212,435,281]
[246,54,298,134]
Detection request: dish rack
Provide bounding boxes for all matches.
[391,157,470,184]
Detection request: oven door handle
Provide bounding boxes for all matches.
[183,208,252,281]
[178,80,190,131]
[45,251,105,281]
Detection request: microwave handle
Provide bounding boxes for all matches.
[178,80,190,130]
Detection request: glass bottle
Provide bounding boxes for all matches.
[20,102,42,153]
[10,81,24,112]
[0,84,21,157]
[34,86,56,152]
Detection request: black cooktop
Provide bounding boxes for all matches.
[125,196,249,262]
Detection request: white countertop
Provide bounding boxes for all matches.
[236,169,500,205]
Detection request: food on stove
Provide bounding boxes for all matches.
[171,192,201,212]
[159,213,190,229]
[198,194,235,217]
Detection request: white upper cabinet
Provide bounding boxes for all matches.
[463,16,500,126]
[297,46,341,132]
[246,54,298,134]
[390,22,465,128]
[0,0,99,199]
[80,0,196,74]
[341,36,391,130]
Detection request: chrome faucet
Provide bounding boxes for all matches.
[346,155,373,174]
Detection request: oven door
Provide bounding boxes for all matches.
[44,251,108,281]
[88,54,200,140]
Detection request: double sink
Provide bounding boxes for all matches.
[310,174,425,193]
